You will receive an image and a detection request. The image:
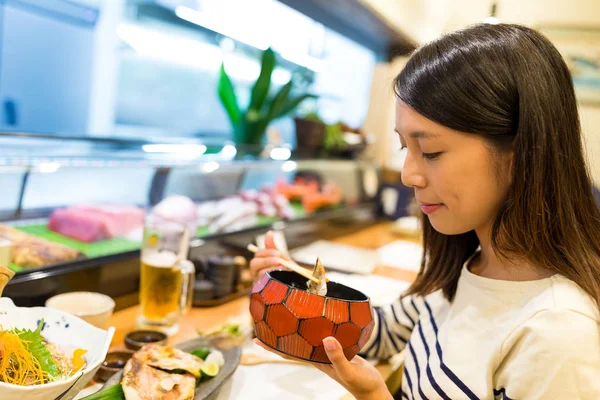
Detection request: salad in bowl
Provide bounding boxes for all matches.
[0,296,114,400]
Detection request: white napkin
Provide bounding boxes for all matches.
[327,272,410,307]
[217,342,349,400]
[377,240,423,272]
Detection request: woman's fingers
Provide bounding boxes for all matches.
[253,249,284,258]
[264,231,278,250]
[250,256,288,272]
[249,231,292,278]
[322,337,354,379]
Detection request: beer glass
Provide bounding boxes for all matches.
[137,216,194,335]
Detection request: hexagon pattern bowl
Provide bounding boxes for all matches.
[250,270,375,364]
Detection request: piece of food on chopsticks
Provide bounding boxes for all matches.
[0,320,88,386]
[307,257,328,296]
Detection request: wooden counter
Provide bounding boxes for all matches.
[107,222,420,398]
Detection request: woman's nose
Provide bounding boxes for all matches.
[401,151,426,188]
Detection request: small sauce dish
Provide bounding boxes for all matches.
[95,350,135,382]
[124,329,168,351]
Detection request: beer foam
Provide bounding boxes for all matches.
[142,251,178,268]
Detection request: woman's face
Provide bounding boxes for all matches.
[396,100,512,236]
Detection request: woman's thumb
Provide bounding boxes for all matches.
[323,337,353,377]
[264,231,278,250]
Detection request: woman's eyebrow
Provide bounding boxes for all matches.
[394,128,440,140]
[409,131,440,139]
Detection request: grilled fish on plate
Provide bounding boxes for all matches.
[137,344,203,378]
[121,355,196,400]
[121,344,202,400]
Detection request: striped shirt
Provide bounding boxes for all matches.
[360,262,600,399]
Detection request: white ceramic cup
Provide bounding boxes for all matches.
[45,291,115,330]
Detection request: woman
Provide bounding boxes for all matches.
[251,23,600,400]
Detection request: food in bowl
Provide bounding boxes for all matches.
[0,297,114,400]
[306,257,327,296]
[250,270,375,363]
[0,320,87,386]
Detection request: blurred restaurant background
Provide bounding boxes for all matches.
[0,0,599,398]
[1,0,599,310]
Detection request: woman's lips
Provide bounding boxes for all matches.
[420,203,444,214]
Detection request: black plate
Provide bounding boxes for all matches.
[104,337,242,400]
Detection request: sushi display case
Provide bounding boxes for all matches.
[0,133,380,308]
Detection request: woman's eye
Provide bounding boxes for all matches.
[422,152,442,160]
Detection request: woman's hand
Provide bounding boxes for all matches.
[249,231,291,278]
[254,337,392,400]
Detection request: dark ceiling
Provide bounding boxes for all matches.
[277,0,417,60]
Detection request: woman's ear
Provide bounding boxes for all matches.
[502,149,514,183]
[492,146,514,185]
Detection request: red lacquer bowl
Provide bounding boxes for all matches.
[249,270,375,363]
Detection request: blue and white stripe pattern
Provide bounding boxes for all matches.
[360,293,495,399]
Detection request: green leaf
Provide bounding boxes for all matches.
[273,94,318,119]
[248,48,276,113]
[80,383,125,400]
[266,80,293,119]
[324,122,345,150]
[219,323,241,336]
[233,118,248,144]
[11,320,59,378]
[246,116,269,145]
[217,64,241,129]
[191,347,211,360]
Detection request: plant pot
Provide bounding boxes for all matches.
[294,117,326,156]
[328,142,367,160]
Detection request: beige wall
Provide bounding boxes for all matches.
[581,108,600,184]
[361,0,600,184]
[362,58,407,168]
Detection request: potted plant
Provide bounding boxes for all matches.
[294,112,327,156]
[294,112,366,159]
[218,48,315,147]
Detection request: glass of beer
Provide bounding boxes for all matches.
[137,216,195,335]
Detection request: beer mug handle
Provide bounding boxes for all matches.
[178,259,195,315]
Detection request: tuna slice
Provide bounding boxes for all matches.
[48,205,144,243]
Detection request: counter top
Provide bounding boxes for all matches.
[106,222,420,399]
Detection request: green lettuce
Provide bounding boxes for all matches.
[11,320,59,378]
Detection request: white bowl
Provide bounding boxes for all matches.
[0,297,115,400]
[46,291,115,329]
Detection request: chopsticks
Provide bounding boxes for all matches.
[247,244,327,284]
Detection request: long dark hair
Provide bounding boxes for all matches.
[396,23,600,302]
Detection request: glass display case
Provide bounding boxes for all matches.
[1,133,380,308]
